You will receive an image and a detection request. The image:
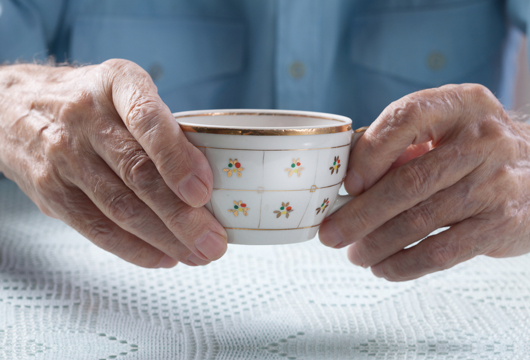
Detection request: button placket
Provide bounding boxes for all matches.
[289,61,306,79]
[275,0,318,110]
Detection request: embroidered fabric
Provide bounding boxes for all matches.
[0,179,529,359]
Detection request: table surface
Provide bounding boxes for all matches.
[0,178,529,360]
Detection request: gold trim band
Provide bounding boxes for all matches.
[355,126,369,133]
[180,125,351,136]
[195,143,351,152]
[213,181,342,192]
[224,223,321,231]
[175,112,352,136]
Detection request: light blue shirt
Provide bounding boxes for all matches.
[0,0,529,130]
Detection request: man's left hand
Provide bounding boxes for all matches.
[319,84,530,281]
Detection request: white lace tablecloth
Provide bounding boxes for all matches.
[0,178,529,360]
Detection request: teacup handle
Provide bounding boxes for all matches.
[329,194,354,215]
[328,126,368,216]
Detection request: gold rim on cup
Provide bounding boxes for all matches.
[175,111,353,136]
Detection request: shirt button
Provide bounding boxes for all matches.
[427,52,446,71]
[289,61,306,79]
[148,63,164,81]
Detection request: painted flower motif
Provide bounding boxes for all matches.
[315,198,330,215]
[329,156,341,175]
[285,158,305,177]
[223,159,244,178]
[273,202,294,219]
[228,200,249,217]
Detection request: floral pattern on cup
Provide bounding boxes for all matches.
[285,158,305,177]
[228,200,249,217]
[273,202,294,219]
[223,158,244,178]
[329,156,341,175]
[315,198,330,215]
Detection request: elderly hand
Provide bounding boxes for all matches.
[0,60,227,268]
[319,84,530,281]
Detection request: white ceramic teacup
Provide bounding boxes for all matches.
[175,109,365,245]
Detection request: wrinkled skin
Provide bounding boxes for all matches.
[0,60,227,268]
[319,84,530,281]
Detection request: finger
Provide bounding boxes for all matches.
[46,185,178,268]
[388,142,432,171]
[87,120,227,261]
[64,151,210,265]
[347,174,482,268]
[370,218,487,281]
[345,84,498,196]
[103,59,213,207]
[319,139,484,248]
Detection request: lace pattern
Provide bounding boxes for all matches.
[0,179,529,359]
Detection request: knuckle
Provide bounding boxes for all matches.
[102,59,142,76]
[41,91,95,165]
[464,83,495,102]
[43,125,70,161]
[54,89,97,131]
[486,166,519,209]
[102,58,130,68]
[426,239,455,269]
[125,93,164,133]
[338,206,372,238]
[462,84,504,115]
[86,216,162,268]
[128,251,163,269]
[393,162,431,200]
[105,191,143,225]
[494,165,512,184]
[356,235,383,265]
[496,131,514,148]
[403,203,434,232]
[87,219,120,250]
[119,149,159,192]
[490,132,516,159]
[166,205,203,238]
[475,113,510,140]
[386,99,422,128]
[155,143,194,180]
[64,90,97,115]
[102,58,161,133]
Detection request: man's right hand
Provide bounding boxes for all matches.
[0,59,227,268]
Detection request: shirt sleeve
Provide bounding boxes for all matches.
[0,0,66,63]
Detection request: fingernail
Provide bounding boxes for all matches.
[346,169,364,196]
[195,231,227,260]
[371,264,384,278]
[319,219,344,248]
[348,245,368,268]
[186,253,210,266]
[157,254,177,268]
[179,175,208,207]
